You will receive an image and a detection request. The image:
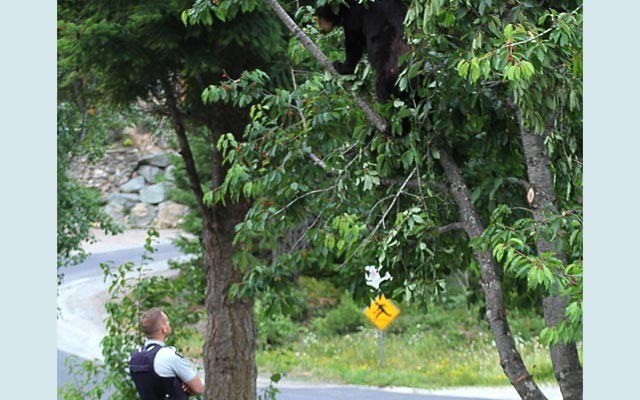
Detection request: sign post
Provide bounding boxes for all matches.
[378,330,384,368]
[363,265,399,368]
[363,293,400,368]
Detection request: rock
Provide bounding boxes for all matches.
[106,193,140,210]
[165,165,176,182]
[69,149,140,194]
[128,203,158,228]
[139,152,172,168]
[120,176,146,193]
[139,182,170,204]
[103,203,126,227]
[137,165,163,184]
[156,201,188,229]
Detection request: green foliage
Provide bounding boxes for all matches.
[292,276,342,320]
[183,1,582,325]
[59,230,205,399]
[57,103,123,274]
[473,205,583,345]
[257,372,283,400]
[258,302,561,388]
[312,291,367,336]
[256,305,302,350]
[60,0,583,393]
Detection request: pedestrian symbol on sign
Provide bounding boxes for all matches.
[364,294,400,330]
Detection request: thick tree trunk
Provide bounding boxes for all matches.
[518,122,583,400]
[201,202,256,400]
[200,101,257,399]
[439,149,548,400]
[164,74,258,399]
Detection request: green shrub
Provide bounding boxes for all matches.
[256,303,301,349]
[290,276,342,321]
[312,291,366,336]
[385,311,427,335]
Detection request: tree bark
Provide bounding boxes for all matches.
[164,74,257,399]
[439,149,548,400]
[516,112,583,400]
[161,76,208,219]
[201,202,256,400]
[200,102,257,399]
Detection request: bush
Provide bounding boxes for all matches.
[312,291,366,336]
[256,303,301,349]
[290,276,342,322]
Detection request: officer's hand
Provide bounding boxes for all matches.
[181,383,195,396]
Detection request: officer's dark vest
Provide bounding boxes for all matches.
[130,343,187,400]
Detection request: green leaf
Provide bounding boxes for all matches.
[181,10,189,26]
[470,58,481,82]
[457,60,470,78]
[504,24,514,38]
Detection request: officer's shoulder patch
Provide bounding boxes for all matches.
[174,350,184,358]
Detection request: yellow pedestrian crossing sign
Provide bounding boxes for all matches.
[364,294,400,330]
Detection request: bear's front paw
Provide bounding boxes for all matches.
[333,61,354,75]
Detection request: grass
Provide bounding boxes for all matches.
[256,305,558,389]
[178,280,575,389]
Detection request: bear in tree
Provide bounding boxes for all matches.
[315,0,410,102]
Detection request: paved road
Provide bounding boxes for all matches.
[59,242,183,282]
[57,232,559,400]
[261,386,499,400]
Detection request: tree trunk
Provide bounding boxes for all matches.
[201,202,257,400]
[200,101,257,399]
[164,75,258,399]
[439,148,548,400]
[518,122,583,400]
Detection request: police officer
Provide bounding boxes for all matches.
[130,308,204,399]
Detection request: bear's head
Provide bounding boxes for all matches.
[315,1,343,33]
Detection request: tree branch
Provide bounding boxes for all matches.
[437,222,464,234]
[438,147,547,400]
[341,167,417,267]
[265,0,388,132]
[289,65,331,172]
[506,4,583,49]
[380,177,448,193]
[161,76,209,220]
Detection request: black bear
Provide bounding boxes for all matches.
[315,0,410,102]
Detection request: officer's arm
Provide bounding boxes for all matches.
[184,375,203,395]
[169,348,204,395]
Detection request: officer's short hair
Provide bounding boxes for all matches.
[140,307,165,337]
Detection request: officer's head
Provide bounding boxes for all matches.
[140,307,172,339]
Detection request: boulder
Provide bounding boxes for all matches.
[165,165,176,182]
[69,148,140,194]
[103,203,126,227]
[106,193,140,210]
[128,203,158,228]
[140,182,170,205]
[156,201,188,229]
[120,176,146,193]
[138,165,163,184]
[139,152,172,168]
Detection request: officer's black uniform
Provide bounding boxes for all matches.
[130,343,187,400]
